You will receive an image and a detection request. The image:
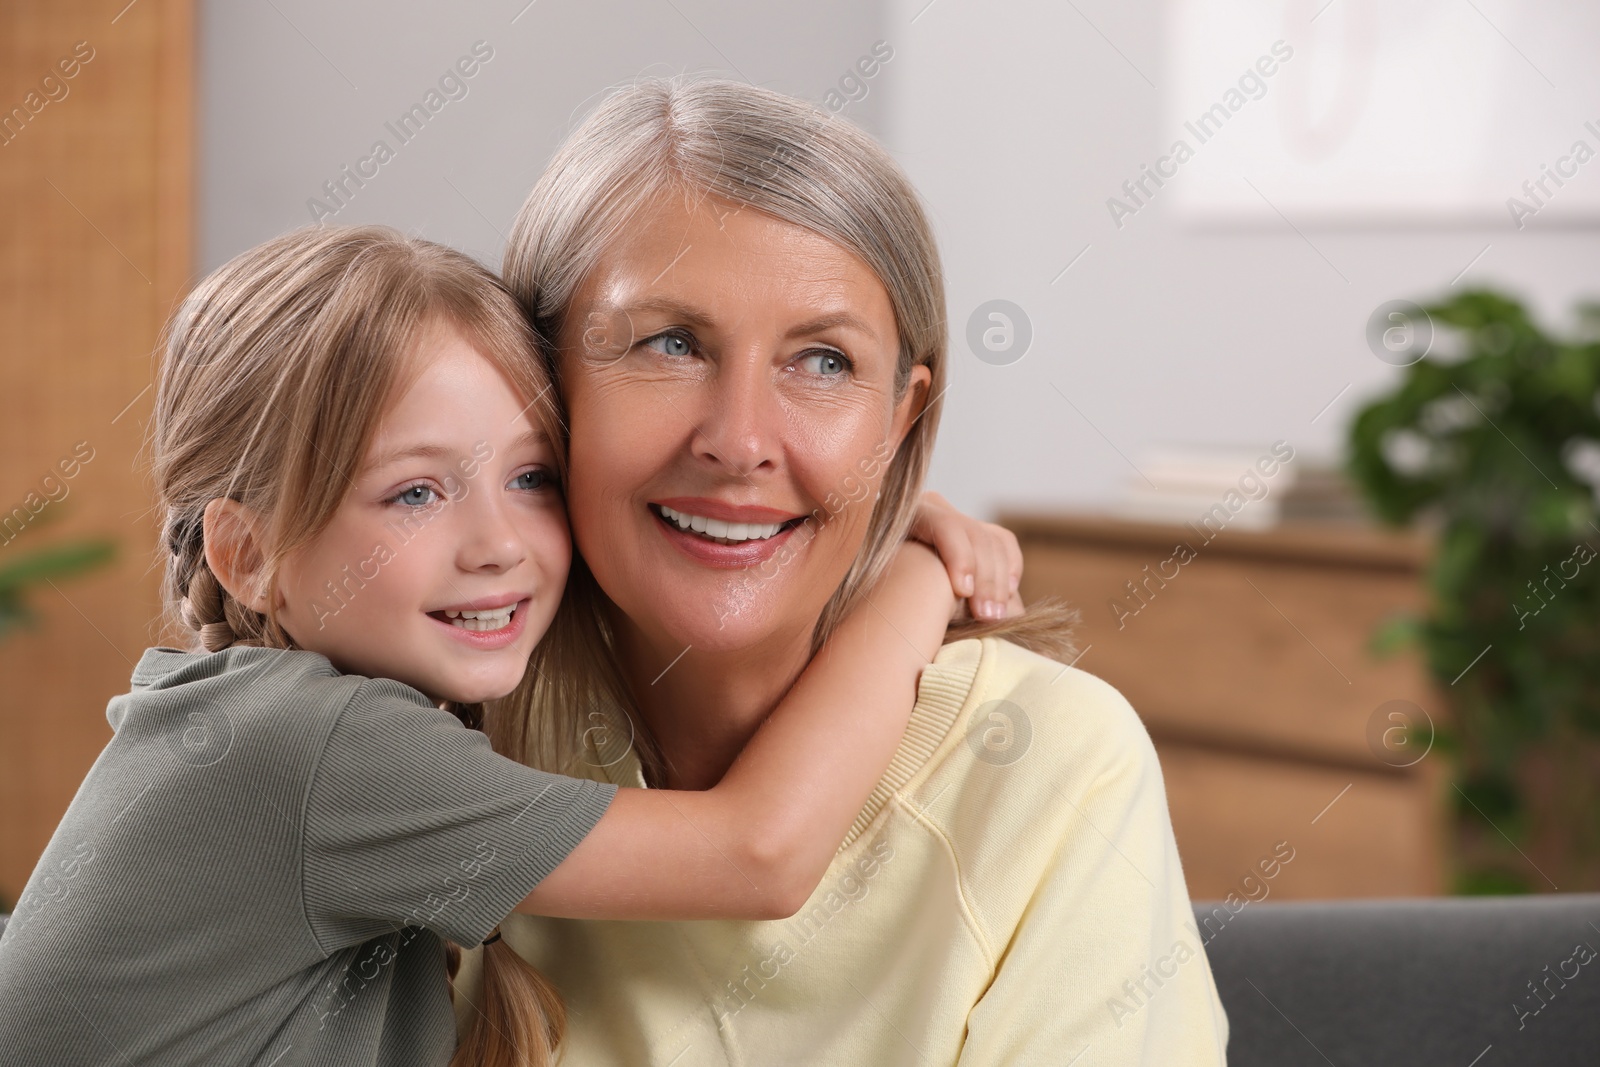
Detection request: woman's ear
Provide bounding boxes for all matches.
[889,364,934,450]
[202,498,271,613]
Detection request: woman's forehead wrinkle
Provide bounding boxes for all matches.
[578,198,894,359]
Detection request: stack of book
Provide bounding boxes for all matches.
[1109,446,1368,529]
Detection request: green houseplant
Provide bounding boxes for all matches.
[0,537,116,642]
[1347,289,1600,893]
[0,518,115,914]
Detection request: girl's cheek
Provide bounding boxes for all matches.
[534,510,574,569]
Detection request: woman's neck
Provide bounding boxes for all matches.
[611,615,815,792]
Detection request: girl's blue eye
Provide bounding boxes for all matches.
[645,332,694,357]
[799,350,851,376]
[511,469,553,492]
[391,484,440,508]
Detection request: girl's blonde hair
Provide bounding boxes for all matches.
[497,76,1078,786]
[149,223,579,1067]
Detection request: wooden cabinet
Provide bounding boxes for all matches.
[0,0,192,904]
[1002,513,1450,900]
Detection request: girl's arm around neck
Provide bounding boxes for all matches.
[515,541,954,921]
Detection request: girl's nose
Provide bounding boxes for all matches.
[456,487,527,573]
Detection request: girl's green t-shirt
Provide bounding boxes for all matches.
[0,644,615,1066]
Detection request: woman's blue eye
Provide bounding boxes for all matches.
[511,469,552,492]
[799,350,850,376]
[391,484,440,508]
[645,332,694,357]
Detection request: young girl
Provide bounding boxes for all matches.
[0,225,1020,1067]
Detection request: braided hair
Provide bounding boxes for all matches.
[160,510,287,653]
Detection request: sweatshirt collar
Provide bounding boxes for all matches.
[841,637,983,848]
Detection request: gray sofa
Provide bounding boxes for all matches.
[1196,894,1600,1064]
[3,897,1597,1061]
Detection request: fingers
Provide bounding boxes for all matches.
[1003,526,1023,595]
[910,492,975,598]
[968,523,1022,621]
[969,535,1003,620]
[909,491,1027,620]
[932,525,977,599]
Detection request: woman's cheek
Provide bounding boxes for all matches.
[786,400,895,507]
[580,369,693,452]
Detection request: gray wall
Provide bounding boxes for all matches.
[200,0,1600,517]
[200,0,890,268]
[886,0,1600,514]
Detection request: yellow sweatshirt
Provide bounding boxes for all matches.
[454,637,1230,1065]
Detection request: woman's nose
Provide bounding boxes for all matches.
[689,351,782,477]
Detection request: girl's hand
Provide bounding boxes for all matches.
[909,491,1025,622]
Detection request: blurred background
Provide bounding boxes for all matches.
[3,0,1597,909]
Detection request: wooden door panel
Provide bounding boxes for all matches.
[0,0,191,904]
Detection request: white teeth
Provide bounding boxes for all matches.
[439,604,516,632]
[657,505,786,544]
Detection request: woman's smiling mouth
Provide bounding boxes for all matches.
[647,499,809,565]
[653,504,797,544]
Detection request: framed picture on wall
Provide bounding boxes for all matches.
[1159,0,1600,227]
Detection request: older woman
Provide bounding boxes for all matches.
[456,79,1228,1064]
